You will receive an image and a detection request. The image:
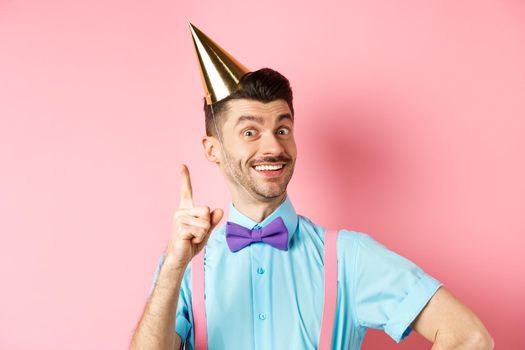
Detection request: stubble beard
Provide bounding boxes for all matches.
[223,149,295,201]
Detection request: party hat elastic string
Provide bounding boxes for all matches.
[210,102,260,203]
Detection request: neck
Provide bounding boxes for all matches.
[230,188,287,223]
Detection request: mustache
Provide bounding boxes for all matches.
[250,155,291,166]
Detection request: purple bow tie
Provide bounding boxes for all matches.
[225,216,289,253]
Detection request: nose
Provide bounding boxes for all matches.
[259,131,285,155]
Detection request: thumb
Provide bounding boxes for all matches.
[195,208,224,253]
[210,208,224,231]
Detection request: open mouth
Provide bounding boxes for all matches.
[251,163,286,178]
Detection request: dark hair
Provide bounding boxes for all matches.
[203,67,294,137]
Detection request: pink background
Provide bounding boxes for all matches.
[1,1,524,349]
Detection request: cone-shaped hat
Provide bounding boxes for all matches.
[189,22,251,105]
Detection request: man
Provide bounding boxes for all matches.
[130,23,494,350]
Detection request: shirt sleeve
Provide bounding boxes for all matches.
[149,254,193,348]
[348,232,443,343]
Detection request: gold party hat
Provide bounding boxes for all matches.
[189,22,251,105]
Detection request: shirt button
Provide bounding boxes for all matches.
[257,267,265,275]
[258,313,266,320]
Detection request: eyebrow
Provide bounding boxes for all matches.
[234,113,293,128]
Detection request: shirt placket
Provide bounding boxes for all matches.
[250,223,272,350]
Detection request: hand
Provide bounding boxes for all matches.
[164,164,223,270]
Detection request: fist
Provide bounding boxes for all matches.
[164,164,223,270]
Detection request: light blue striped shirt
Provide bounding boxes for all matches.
[150,195,443,349]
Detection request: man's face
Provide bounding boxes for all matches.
[215,98,297,201]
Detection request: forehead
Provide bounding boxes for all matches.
[223,99,292,124]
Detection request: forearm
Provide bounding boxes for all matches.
[130,257,186,350]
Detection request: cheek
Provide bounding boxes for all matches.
[229,146,255,166]
[236,143,258,158]
[285,140,297,156]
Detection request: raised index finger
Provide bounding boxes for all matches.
[179,164,194,208]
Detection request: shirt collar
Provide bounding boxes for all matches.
[226,195,299,249]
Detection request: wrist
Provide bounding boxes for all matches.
[162,254,189,273]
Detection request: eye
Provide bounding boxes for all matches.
[277,127,290,135]
[243,129,257,137]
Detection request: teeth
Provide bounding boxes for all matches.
[254,164,284,171]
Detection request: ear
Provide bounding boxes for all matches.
[202,135,221,164]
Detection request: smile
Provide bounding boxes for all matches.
[251,163,286,178]
[254,164,284,171]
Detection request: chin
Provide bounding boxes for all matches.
[254,186,287,200]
